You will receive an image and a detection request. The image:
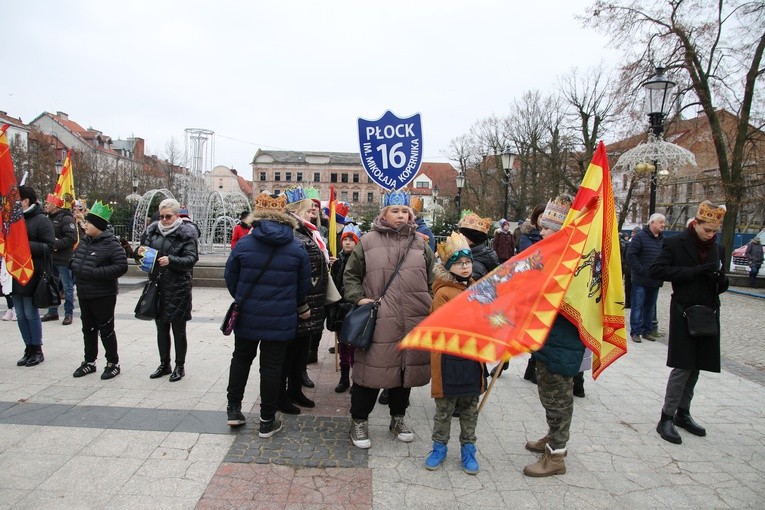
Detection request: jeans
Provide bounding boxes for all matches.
[630,284,659,336]
[48,264,74,316]
[749,265,761,287]
[227,336,287,421]
[12,295,42,346]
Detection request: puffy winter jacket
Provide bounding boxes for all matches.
[470,244,499,280]
[48,208,78,266]
[429,264,487,398]
[326,250,353,332]
[13,204,55,297]
[139,221,199,322]
[293,221,328,337]
[627,225,664,288]
[532,314,585,377]
[70,229,128,299]
[224,210,311,341]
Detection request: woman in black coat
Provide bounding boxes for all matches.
[649,201,728,445]
[13,186,55,367]
[137,199,199,382]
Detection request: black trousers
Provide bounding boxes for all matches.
[155,320,188,365]
[79,295,118,364]
[227,336,288,421]
[283,334,310,393]
[350,384,410,420]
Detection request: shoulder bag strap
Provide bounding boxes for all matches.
[377,235,417,302]
[237,245,278,304]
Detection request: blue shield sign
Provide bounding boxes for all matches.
[357,111,423,190]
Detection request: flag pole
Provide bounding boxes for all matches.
[478,358,508,414]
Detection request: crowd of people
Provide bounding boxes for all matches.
[0,181,743,476]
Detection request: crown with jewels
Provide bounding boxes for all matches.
[437,232,472,269]
[695,200,726,226]
[383,189,411,207]
[284,186,308,204]
[89,200,114,222]
[457,210,492,234]
[255,192,287,211]
[341,223,362,243]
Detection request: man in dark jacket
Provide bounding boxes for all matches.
[224,192,311,438]
[649,201,728,445]
[626,214,665,343]
[13,186,55,367]
[745,236,763,287]
[69,201,128,380]
[42,194,78,325]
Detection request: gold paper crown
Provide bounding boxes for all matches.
[457,212,492,234]
[255,192,286,212]
[695,200,726,226]
[539,195,573,232]
[437,232,471,264]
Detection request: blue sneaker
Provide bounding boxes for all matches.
[461,443,479,475]
[424,442,448,470]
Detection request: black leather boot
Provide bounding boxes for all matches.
[657,412,682,444]
[289,380,315,408]
[150,362,172,379]
[25,346,44,367]
[301,369,315,388]
[169,365,185,382]
[17,346,33,367]
[674,408,706,436]
[335,366,350,393]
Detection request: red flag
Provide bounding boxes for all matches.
[0,124,34,285]
[400,201,597,362]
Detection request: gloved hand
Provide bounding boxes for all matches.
[695,262,718,275]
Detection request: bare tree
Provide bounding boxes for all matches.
[164,136,184,195]
[585,0,765,262]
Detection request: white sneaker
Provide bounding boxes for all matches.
[350,419,372,449]
[389,415,414,443]
[2,309,15,321]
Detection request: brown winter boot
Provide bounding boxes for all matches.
[525,435,567,456]
[523,444,567,477]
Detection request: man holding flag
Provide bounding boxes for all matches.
[42,193,77,325]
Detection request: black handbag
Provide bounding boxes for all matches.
[134,277,160,320]
[339,236,415,350]
[683,305,718,338]
[33,246,61,309]
[221,246,277,335]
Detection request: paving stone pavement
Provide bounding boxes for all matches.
[0,281,763,509]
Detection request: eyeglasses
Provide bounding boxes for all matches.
[159,214,176,220]
[455,260,473,268]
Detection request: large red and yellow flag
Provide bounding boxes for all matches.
[53,149,76,209]
[559,141,627,379]
[0,124,34,285]
[400,200,597,362]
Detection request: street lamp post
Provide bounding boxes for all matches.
[432,186,439,227]
[455,171,465,219]
[643,66,676,215]
[500,146,517,220]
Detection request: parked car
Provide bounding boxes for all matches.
[730,231,765,276]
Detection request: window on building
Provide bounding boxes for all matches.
[415,181,429,188]
[341,173,349,183]
[274,172,281,182]
[352,191,359,202]
[631,206,637,224]
[297,172,303,182]
[330,173,338,183]
[341,191,349,201]
[314,172,321,182]
[353,173,359,183]
[285,172,292,182]
[367,192,374,203]
[685,182,693,199]
[260,172,266,181]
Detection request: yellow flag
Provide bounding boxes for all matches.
[53,149,76,209]
[559,141,627,379]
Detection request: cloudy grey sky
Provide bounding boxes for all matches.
[4,0,618,179]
